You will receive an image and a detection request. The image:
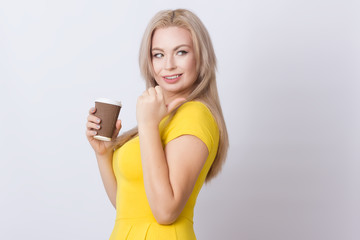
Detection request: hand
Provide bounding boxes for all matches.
[85,107,122,156]
[136,86,186,128]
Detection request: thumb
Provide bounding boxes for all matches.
[112,119,122,139]
[167,98,186,113]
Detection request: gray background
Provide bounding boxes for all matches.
[0,0,359,239]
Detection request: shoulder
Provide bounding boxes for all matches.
[160,101,219,152]
[175,101,213,118]
[171,101,217,129]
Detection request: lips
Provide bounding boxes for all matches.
[163,74,182,79]
[163,74,182,83]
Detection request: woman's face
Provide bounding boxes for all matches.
[151,26,197,101]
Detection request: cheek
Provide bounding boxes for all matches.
[152,60,161,75]
[185,57,197,75]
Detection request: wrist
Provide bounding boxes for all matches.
[95,151,114,161]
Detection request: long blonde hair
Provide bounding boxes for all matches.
[115,9,229,182]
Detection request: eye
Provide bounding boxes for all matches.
[153,53,163,58]
[177,50,188,56]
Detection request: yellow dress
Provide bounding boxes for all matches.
[109,101,219,240]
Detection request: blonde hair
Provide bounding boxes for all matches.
[115,9,229,182]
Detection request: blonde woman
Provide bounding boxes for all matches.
[86,9,228,239]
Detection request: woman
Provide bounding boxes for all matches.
[86,9,228,239]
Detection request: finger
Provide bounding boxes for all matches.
[115,119,122,130]
[112,119,122,139]
[147,87,156,96]
[86,122,101,131]
[89,107,96,114]
[167,98,186,113]
[86,129,98,138]
[154,86,163,98]
[141,89,149,96]
[87,114,101,124]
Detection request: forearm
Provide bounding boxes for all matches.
[95,153,117,209]
[138,125,178,222]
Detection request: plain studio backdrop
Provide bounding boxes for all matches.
[0,0,359,239]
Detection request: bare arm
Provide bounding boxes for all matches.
[86,107,121,209]
[137,86,208,224]
[95,152,117,208]
[138,126,208,224]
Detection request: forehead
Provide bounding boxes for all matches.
[152,26,193,48]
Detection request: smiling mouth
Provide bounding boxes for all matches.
[164,74,182,80]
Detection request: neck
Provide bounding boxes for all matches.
[163,89,191,106]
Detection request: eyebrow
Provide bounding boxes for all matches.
[151,44,191,52]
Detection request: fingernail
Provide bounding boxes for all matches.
[93,131,97,135]
[96,125,100,129]
[96,118,100,123]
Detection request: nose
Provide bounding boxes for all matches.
[164,55,176,70]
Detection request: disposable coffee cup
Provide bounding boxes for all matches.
[93,98,122,141]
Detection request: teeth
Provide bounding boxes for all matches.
[165,74,180,80]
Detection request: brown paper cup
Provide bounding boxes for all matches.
[93,98,122,141]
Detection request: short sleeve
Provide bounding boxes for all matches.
[159,101,219,153]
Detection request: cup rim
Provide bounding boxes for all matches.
[95,98,122,107]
